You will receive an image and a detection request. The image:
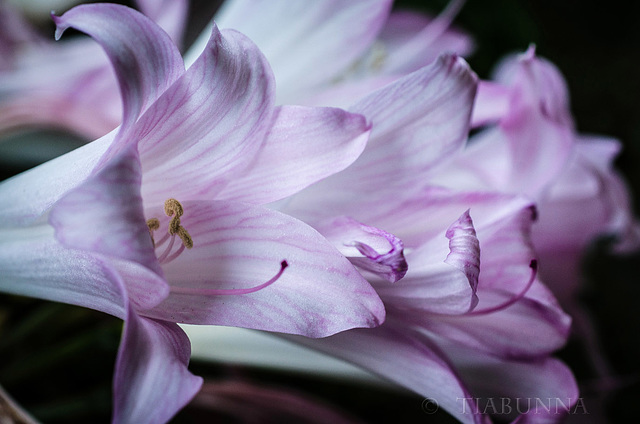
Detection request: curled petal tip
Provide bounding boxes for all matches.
[51,13,65,40]
[521,43,537,61]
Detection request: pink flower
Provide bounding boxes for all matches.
[434,44,640,313]
[0,0,188,138]
[0,0,473,140]
[208,0,474,106]
[271,55,577,423]
[0,4,385,423]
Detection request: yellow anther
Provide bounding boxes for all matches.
[164,198,184,218]
[177,226,193,249]
[147,218,160,231]
[147,218,160,247]
[168,217,181,235]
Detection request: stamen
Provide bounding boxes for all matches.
[177,226,193,249]
[156,234,176,264]
[147,218,160,247]
[170,260,288,296]
[147,218,160,230]
[164,198,184,218]
[155,231,170,248]
[161,243,186,264]
[147,198,193,264]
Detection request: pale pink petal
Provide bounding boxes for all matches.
[380,2,475,75]
[0,232,127,319]
[352,188,532,250]
[424,290,571,359]
[0,131,113,226]
[375,210,480,315]
[114,308,202,424]
[282,56,477,220]
[493,46,572,128]
[216,105,370,205]
[285,324,485,424]
[0,38,121,138]
[301,75,397,109]
[414,204,571,358]
[498,48,574,196]
[501,104,573,197]
[444,344,579,424]
[444,210,480,303]
[143,200,385,337]
[427,127,511,192]
[136,26,276,205]
[470,81,511,127]
[349,55,477,180]
[533,135,640,300]
[316,216,407,283]
[53,3,184,135]
[135,0,188,47]
[49,145,162,276]
[0,2,41,69]
[214,0,393,103]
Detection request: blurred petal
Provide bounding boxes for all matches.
[380,1,474,74]
[53,3,184,135]
[135,0,188,47]
[114,308,202,424]
[446,344,579,424]
[0,131,112,226]
[0,230,126,318]
[213,0,393,103]
[286,324,484,424]
[218,105,370,205]
[470,81,511,127]
[145,200,385,337]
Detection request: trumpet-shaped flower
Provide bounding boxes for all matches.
[265,56,577,423]
[455,46,640,302]
[0,4,385,423]
[0,0,473,140]
[427,46,640,390]
[209,0,474,106]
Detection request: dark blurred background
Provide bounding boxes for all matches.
[1,0,639,422]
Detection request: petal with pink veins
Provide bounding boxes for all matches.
[49,145,162,276]
[144,200,385,337]
[114,306,202,424]
[53,3,185,137]
[216,105,370,205]
[136,25,276,204]
[213,0,393,103]
[285,323,485,424]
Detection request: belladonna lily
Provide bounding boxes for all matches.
[0,0,188,138]
[431,46,640,380]
[455,45,640,302]
[206,0,474,107]
[228,56,575,423]
[0,4,386,423]
[0,0,472,140]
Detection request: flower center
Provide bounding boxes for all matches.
[147,198,193,265]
